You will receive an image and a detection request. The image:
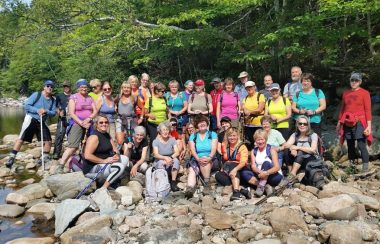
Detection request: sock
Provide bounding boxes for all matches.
[259,180,267,187]
[10,150,18,157]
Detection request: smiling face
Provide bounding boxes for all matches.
[97,117,109,133]
[350,79,361,90]
[78,85,88,96]
[291,67,302,82]
[255,136,266,149]
[122,84,131,96]
[102,83,112,97]
[187,124,195,134]
[301,78,312,90]
[195,85,204,93]
[134,132,144,143]
[213,82,222,90]
[44,84,54,95]
[297,117,309,133]
[227,131,238,145]
[245,86,256,95]
[159,126,170,138]
[270,88,280,99]
[225,83,233,92]
[169,83,178,94]
[185,82,194,92]
[264,75,273,88]
[261,120,271,132]
[197,121,208,133]
[221,121,231,131]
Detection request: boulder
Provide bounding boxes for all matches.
[2,134,19,145]
[60,215,114,244]
[350,221,376,241]
[348,193,380,210]
[0,167,12,177]
[124,215,145,228]
[5,237,55,244]
[6,193,28,206]
[25,148,41,159]
[169,205,189,217]
[91,188,118,213]
[45,172,94,200]
[318,222,362,244]
[204,209,243,230]
[138,227,202,243]
[251,239,281,244]
[318,181,362,198]
[75,212,100,226]
[269,207,308,232]
[27,202,56,220]
[115,181,143,205]
[0,204,25,218]
[55,199,90,236]
[14,183,48,202]
[234,228,257,242]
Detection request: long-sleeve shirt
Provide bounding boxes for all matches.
[24,92,56,121]
[339,88,372,121]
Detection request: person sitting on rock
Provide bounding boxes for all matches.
[84,114,128,189]
[217,116,232,155]
[180,122,196,163]
[261,116,286,167]
[241,129,283,197]
[152,121,181,192]
[215,127,250,201]
[123,126,149,176]
[185,115,218,198]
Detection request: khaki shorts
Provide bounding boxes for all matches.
[67,124,85,148]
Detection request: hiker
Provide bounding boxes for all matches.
[152,122,181,192]
[241,129,283,197]
[123,126,149,176]
[187,79,212,122]
[217,116,232,155]
[165,80,188,132]
[282,115,319,178]
[241,81,265,150]
[56,79,97,174]
[185,115,218,198]
[144,82,168,142]
[283,66,303,101]
[53,80,72,160]
[115,81,137,147]
[96,81,117,141]
[292,73,326,136]
[83,114,128,189]
[183,80,194,101]
[216,77,241,129]
[180,122,196,162]
[337,72,372,172]
[210,77,223,131]
[261,116,286,166]
[264,83,292,140]
[215,128,250,201]
[259,74,274,101]
[235,71,249,101]
[126,75,144,125]
[88,79,102,101]
[6,80,57,168]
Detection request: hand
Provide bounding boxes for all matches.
[299,109,306,115]
[364,127,371,136]
[105,157,115,163]
[37,108,46,116]
[258,171,268,179]
[290,145,298,151]
[81,121,91,129]
[194,110,202,114]
[112,154,120,162]
[164,156,173,165]
[291,149,298,157]
[149,114,156,120]
[126,142,133,149]
[138,117,144,124]
[217,122,221,130]
[243,109,250,115]
[130,165,138,177]
[306,110,314,116]
[59,110,65,117]
[270,115,277,121]
[336,123,341,134]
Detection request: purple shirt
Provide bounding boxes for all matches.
[220,91,240,120]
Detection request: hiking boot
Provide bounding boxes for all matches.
[55,164,64,174]
[279,173,295,187]
[254,185,265,197]
[185,186,196,199]
[6,155,16,169]
[170,181,180,192]
[230,190,242,201]
[362,163,369,173]
[52,154,60,160]
[265,184,274,196]
[240,187,252,199]
[36,155,51,166]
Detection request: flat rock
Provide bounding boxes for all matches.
[75,212,100,226]
[25,162,37,169]
[15,183,48,202]
[115,181,143,205]
[2,134,19,145]
[348,193,380,210]
[318,181,362,198]
[25,148,41,159]
[45,172,94,200]
[138,227,202,243]
[5,237,55,244]
[0,204,25,218]
[91,188,118,213]
[234,228,257,242]
[124,215,145,228]
[350,221,376,241]
[318,222,362,244]
[269,207,308,232]
[0,167,12,177]
[301,194,357,220]
[20,178,35,185]
[55,199,90,236]
[251,239,281,244]
[205,209,243,230]
[6,193,29,206]
[27,202,56,220]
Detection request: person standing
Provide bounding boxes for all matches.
[96,81,117,141]
[165,80,188,131]
[6,80,57,168]
[52,81,72,159]
[216,78,241,129]
[183,80,194,101]
[210,77,223,131]
[235,71,249,101]
[337,72,372,172]
[187,79,213,121]
[259,74,274,101]
[88,79,102,101]
[283,66,303,102]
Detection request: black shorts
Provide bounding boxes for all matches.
[19,114,51,143]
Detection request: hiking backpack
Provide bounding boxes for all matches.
[145,166,171,202]
[304,158,330,189]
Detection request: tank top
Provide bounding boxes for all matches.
[255,147,273,170]
[118,97,135,117]
[99,96,116,122]
[83,130,113,174]
[71,93,93,120]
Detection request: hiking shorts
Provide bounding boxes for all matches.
[241,161,283,187]
[19,114,51,143]
[67,123,86,148]
[154,158,180,171]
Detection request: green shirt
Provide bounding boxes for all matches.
[266,129,285,147]
[144,96,167,124]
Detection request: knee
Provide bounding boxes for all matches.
[261,161,273,170]
[215,172,231,186]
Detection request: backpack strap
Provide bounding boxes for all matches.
[148,96,153,113]
[227,142,243,161]
[295,91,301,100]
[253,144,272,160]
[282,96,286,105]
[191,93,195,103]
[31,92,42,107]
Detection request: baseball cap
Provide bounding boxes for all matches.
[238,71,249,79]
[350,72,362,81]
[212,77,222,83]
[44,80,54,87]
[268,83,281,90]
[244,81,255,88]
[220,116,232,124]
[194,79,205,86]
[184,80,193,86]
[62,81,71,87]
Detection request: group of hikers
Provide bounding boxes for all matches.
[5,66,373,201]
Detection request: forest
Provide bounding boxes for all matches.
[0,0,379,95]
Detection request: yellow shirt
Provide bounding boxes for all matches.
[266,96,291,128]
[88,92,101,102]
[242,93,265,126]
[144,96,167,124]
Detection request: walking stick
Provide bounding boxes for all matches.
[76,164,108,199]
[40,114,45,171]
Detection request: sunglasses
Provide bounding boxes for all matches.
[103,88,112,92]
[46,85,54,88]
[158,90,165,93]
[298,122,308,126]
[91,86,100,89]
[350,80,360,83]
[98,121,109,125]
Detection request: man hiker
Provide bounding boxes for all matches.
[6,80,57,168]
[283,66,303,102]
[259,74,274,101]
[52,80,72,159]
[235,71,249,101]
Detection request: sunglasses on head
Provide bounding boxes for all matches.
[98,121,109,125]
[298,122,308,126]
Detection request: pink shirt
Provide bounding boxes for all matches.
[71,93,94,120]
[220,91,240,120]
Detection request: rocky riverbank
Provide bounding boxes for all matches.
[0,97,26,108]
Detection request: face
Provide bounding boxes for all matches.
[301,78,312,90]
[134,132,144,142]
[291,68,302,82]
[213,82,221,90]
[197,121,208,132]
[79,85,88,95]
[186,83,194,92]
[245,86,256,95]
[221,121,231,131]
[270,89,280,98]
[225,83,233,92]
[63,86,71,93]
[130,79,137,88]
[350,79,361,89]
[103,84,112,96]
[297,118,308,133]
[44,84,54,95]
[141,77,149,87]
[169,84,178,94]
[264,76,273,87]
[227,132,238,144]
[91,83,101,94]
[195,85,204,93]
[156,88,165,97]
[187,124,195,134]
[122,85,131,95]
[97,117,109,132]
[170,122,177,131]
[261,120,271,131]
[255,136,266,148]
[150,83,155,91]
[240,76,248,83]
[159,126,170,138]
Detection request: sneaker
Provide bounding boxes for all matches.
[6,156,16,169]
[254,185,265,197]
[36,155,51,166]
[55,164,64,174]
[279,174,295,187]
[230,190,242,201]
[170,181,180,192]
[264,185,274,196]
[240,187,252,199]
[185,186,196,199]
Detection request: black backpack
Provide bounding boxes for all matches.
[304,159,330,189]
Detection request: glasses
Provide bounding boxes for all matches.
[46,85,54,88]
[103,88,111,92]
[98,121,109,125]
[298,122,308,126]
[350,79,360,83]
[158,90,165,93]
[91,85,100,89]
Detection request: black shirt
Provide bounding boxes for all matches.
[56,93,70,116]
[218,131,225,143]
[126,138,148,163]
[83,130,113,174]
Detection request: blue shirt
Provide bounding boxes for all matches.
[293,88,325,123]
[24,92,56,121]
[189,131,217,157]
[165,92,187,112]
[234,84,248,102]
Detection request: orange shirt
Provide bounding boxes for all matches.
[135,87,151,115]
[221,142,248,165]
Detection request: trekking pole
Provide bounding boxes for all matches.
[76,163,108,199]
[40,114,45,171]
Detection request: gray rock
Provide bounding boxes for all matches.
[14,183,49,202]
[25,148,41,159]
[54,199,90,236]
[75,212,100,225]
[101,209,131,225]
[318,181,362,198]
[0,167,12,177]
[204,208,244,230]
[269,207,308,232]
[124,215,145,228]
[318,222,362,244]
[6,193,28,206]
[118,224,130,234]
[0,204,25,218]
[91,188,118,213]
[234,228,257,242]
[45,172,94,200]
[2,134,19,145]
[115,181,143,205]
[26,202,56,220]
[251,239,282,244]
[138,227,202,243]
[349,221,376,241]
[5,237,55,244]
[348,193,380,210]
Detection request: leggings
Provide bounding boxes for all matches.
[347,138,369,165]
[86,155,128,184]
